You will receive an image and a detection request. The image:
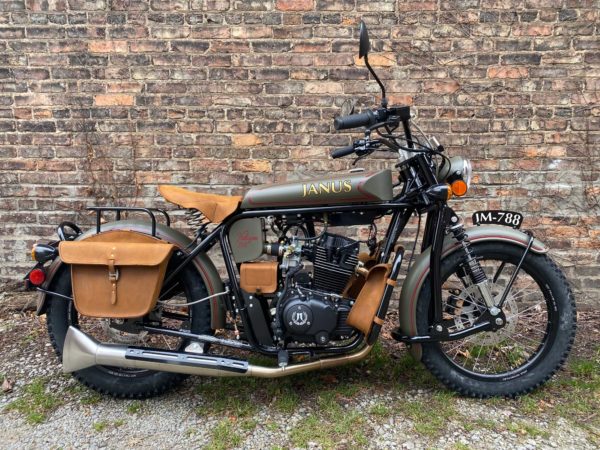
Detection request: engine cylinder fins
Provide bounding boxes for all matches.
[313,246,359,294]
[62,326,373,378]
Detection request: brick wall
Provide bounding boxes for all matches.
[0,1,598,304]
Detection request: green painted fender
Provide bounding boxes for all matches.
[36,220,226,330]
[398,225,548,360]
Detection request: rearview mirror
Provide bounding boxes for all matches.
[340,98,356,117]
[358,20,370,59]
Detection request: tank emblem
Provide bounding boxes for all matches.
[302,180,352,197]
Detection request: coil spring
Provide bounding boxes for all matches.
[451,222,487,285]
[186,208,210,237]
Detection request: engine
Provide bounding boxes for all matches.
[274,232,360,345]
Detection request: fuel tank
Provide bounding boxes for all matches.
[241,169,393,209]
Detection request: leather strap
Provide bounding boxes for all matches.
[386,279,397,286]
[373,316,384,325]
[108,247,118,305]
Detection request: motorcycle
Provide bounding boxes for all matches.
[24,21,576,399]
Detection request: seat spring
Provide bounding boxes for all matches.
[186,208,211,237]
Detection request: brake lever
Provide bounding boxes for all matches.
[351,140,380,165]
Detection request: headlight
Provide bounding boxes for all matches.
[438,156,472,197]
[462,158,472,188]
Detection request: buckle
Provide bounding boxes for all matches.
[108,268,119,282]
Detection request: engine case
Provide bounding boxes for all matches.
[281,290,353,345]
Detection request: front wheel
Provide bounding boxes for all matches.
[416,242,576,398]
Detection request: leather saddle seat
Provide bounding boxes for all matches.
[159,185,242,224]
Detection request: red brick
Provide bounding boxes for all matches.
[488,66,529,78]
[276,0,314,11]
[94,94,135,106]
[88,41,128,53]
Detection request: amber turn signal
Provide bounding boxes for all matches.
[451,180,468,197]
[31,243,58,263]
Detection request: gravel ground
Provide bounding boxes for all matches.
[1,291,599,450]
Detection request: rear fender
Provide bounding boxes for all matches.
[398,225,548,360]
[36,220,226,330]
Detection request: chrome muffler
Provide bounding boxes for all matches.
[62,326,372,378]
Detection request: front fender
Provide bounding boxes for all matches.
[36,220,226,330]
[398,225,547,360]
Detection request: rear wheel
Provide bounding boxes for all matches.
[416,242,576,398]
[46,256,212,398]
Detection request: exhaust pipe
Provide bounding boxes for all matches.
[63,326,372,378]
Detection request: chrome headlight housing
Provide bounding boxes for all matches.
[437,156,472,197]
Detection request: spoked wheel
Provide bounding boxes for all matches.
[416,242,576,398]
[46,255,212,398]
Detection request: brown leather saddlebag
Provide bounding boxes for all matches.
[58,231,175,318]
[346,263,392,336]
[240,261,278,294]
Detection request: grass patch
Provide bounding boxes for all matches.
[533,356,600,425]
[271,388,299,414]
[395,391,457,437]
[93,420,108,432]
[80,391,102,406]
[206,419,243,450]
[370,402,392,419]
[126,400,142,415]
[507,421,550,439]
[290,387,370,449]
[195,377,259,419]
[453,444,471,450]
[5,378,61,424]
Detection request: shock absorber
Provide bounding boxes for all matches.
[449,217,496,309]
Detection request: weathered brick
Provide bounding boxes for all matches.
[88,40,128,53]
[232,134,262,146]
[276,0,314,11]
[94,94,134,106]
[488,66,529,79]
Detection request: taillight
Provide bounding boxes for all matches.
[28,268,46,286]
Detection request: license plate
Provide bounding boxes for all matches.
[472,210,523,229]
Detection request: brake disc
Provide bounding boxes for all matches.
[453,284,518,346]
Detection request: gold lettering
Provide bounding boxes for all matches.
[318,182,330,194]
[303,180,352,196]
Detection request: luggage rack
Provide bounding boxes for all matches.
[87,207,171,237]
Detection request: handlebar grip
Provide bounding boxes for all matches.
[330,145,356,159]
[334,110,376,131]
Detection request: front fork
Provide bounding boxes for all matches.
[428,204,501,336]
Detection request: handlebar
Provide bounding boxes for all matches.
[330,145,356,159]
[333,110,377,131]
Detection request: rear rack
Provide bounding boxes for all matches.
[87,207,171,237]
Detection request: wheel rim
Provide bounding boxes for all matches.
[437,255,555,379]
